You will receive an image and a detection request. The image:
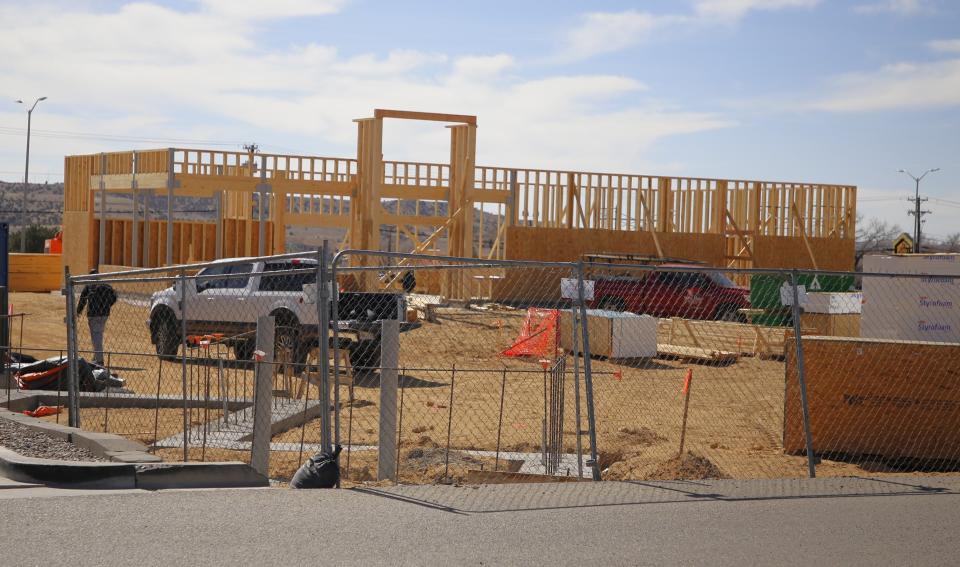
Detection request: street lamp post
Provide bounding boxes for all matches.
[898,167,939,254]
[16,96,47,252]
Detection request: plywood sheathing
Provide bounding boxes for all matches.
[784,336,960,461]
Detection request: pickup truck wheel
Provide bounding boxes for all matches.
[233,339,254,361]
[348,339,381,372]
[152,310,180,360]
[275,317,308,366]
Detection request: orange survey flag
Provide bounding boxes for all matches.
[681,369,693,396]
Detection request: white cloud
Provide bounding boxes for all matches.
[813,58,960,112]
[198,0,345,20]
[694,0,820,22]
[562,0,819,61]
[853,0,927,15]
[0,2,732,181]
[928,39,960,53]
[564,11,682,60]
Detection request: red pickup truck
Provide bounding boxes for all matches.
[589,264,750,322]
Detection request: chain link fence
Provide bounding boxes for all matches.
[8,248,952,486]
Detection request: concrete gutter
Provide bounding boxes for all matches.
[0,408,268,489]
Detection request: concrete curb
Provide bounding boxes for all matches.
[0,408,269,489]
[0,407,160,463]
[0,447,269,489]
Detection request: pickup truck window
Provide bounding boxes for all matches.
[223,263,254,289]
[259,262,316,292]
[196,265,228,293]
[660,271,709,289]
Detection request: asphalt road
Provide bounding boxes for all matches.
[1,476,959,566]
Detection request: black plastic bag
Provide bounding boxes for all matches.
[290,446,342,489]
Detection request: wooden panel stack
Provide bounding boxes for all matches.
[784,336,960,461]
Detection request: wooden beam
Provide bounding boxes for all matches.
[791,201,819,270]
[88,173,167,190]
[724,209,755,268]
[381,184,449,201]
[637,191,664,258]
[373,109,477,125]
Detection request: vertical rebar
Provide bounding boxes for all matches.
[495,368,506,471]
[542,364,547,468]
[179,268,189,461]
[297,360,311,467]
[790,270,817,478]
[202,345,209,461]
[396,367,406,480]
[154,357,162,448]
[55,349,62,424]
[443,365,457,482]
[103,352,111,433]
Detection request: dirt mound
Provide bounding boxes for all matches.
[646,451,729,480]
[604,450,729,481]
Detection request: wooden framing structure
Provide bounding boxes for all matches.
[62,109,857,281]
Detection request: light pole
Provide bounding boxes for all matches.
[16,96,47,252]
[899,167,939,253]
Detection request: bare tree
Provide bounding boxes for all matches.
[856,215,902,267]
[944,232,960,253]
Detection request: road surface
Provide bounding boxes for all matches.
[1,476,958,566]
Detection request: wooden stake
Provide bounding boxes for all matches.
[678,369,694,457]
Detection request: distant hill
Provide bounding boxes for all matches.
[0,181,63,228]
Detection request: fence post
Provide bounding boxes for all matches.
[64,267,81,428]
[251,315,275,478]
[179,268,189,461]
[318,241,332,453]
[378,319,399,482]
[576,261,601,481]
[790,270,817,478]
[330,251,342,458]
[568,279,585,479]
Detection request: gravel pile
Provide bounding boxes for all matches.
[0,418,107,462]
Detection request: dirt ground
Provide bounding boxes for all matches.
[9,292,960,482]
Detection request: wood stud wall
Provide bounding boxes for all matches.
[62,109,856,275]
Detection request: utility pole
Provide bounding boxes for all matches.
[16,96,47,252]
[900,168,939,253]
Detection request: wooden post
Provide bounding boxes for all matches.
[678,368,693,457]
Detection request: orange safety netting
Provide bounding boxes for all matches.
[501,308,560,358]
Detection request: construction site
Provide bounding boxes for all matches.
[4,109,960,487]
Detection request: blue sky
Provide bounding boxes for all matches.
[1,0,958,239]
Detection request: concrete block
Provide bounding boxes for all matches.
[71,431,148,457]
[106,451,163,464]
[0,447,136,489]
[135,462,268,490]
[0,409,78,442]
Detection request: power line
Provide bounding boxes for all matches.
[0,126,246,147]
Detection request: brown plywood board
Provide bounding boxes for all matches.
[784,336,960,461]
